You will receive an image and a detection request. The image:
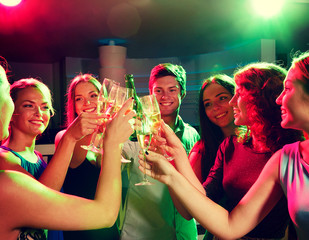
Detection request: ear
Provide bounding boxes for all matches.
[180,92,186,100]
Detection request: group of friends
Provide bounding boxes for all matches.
[0,51,309,240]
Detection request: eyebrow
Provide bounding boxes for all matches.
[22,99,48,105]
[154,85,179,89]
[203,92,229,102]
[75,90,97,96]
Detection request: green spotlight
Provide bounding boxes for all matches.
[250,0,285,18]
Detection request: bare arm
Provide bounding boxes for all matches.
[140,149,284,239]
[39,112,103,190]
[1,99,135,234]
[157,122,205,219]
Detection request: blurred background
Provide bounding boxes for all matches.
[1,0,308,143]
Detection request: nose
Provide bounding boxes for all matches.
[84,99,91,105]
[229,95,236,106]
[212,101,221,110]
[276,92,283,105]
[34,105,43,116]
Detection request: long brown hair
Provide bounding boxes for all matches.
[65,73,101,127]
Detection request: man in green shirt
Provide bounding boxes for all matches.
[121,63,200,240]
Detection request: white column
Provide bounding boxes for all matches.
[260,39,276,62]
[99,42,127,85]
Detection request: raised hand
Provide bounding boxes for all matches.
[65,112,106,142]
[138,150,176,185]
[155,121,188,162]
[104,98,136,145]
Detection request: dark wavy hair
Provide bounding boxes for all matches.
[198,74,236,182]
[65,73,101,127]
[234,62,304,153]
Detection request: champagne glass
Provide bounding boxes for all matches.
[81,78,120,153]
[135,112,155,186]
[139,95,173,161]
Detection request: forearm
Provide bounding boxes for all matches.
[39,134,76,190]
[94,139,122,224]
[167,170,246,239]
[173,152,205,194]
[168,150,205,220]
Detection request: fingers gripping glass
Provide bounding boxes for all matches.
[80,78,120,153]
[135,112,155,186]
[135,94,165,186]
[140,95,173,161]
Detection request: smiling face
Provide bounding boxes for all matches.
[203,83,235,132]
[74,81,99,115]
[0,67,14,140]
[229,85,249,126]
[276,66,309,131]
[11,87,51,136]
[151,75,182,118]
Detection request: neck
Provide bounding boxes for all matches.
[162,114,178,130]
[251,134,269,153]
[4,132,36,152]
[222,123,237,138]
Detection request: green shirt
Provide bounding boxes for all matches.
[120,116,200,240]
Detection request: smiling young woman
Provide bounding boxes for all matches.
[54,73,120,240]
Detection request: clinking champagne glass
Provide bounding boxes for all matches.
[81,78,120,153]
[140,94,173,161]
[135,112,154,186]
[105,85,134,164]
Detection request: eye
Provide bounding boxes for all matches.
[219,95,228,101]
[154,89,161,94]
[90,93,98,99]
[42,105,50,111]
[75,97,83,102]
[23,103,35,109]
[204,102,212,108]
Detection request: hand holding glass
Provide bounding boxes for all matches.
[81,78,120,153]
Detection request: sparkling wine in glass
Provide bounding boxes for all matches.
[135,113,155,186]
[80,78,120,153]
[140,94,173,161]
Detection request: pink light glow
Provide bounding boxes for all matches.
[0,0,22,7]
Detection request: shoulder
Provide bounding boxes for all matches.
[122,140,140,158]
[257,149,282,179]
[181,121,200,140]
[0,148,21,168]
[54,129,66,146]
[218,136,236,149]
[189,140,203,153]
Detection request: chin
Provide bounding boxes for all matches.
[280,120,291,129]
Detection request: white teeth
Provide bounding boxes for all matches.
[161,103,171,106]
[84,108,96,112]
[216,112,226,119]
